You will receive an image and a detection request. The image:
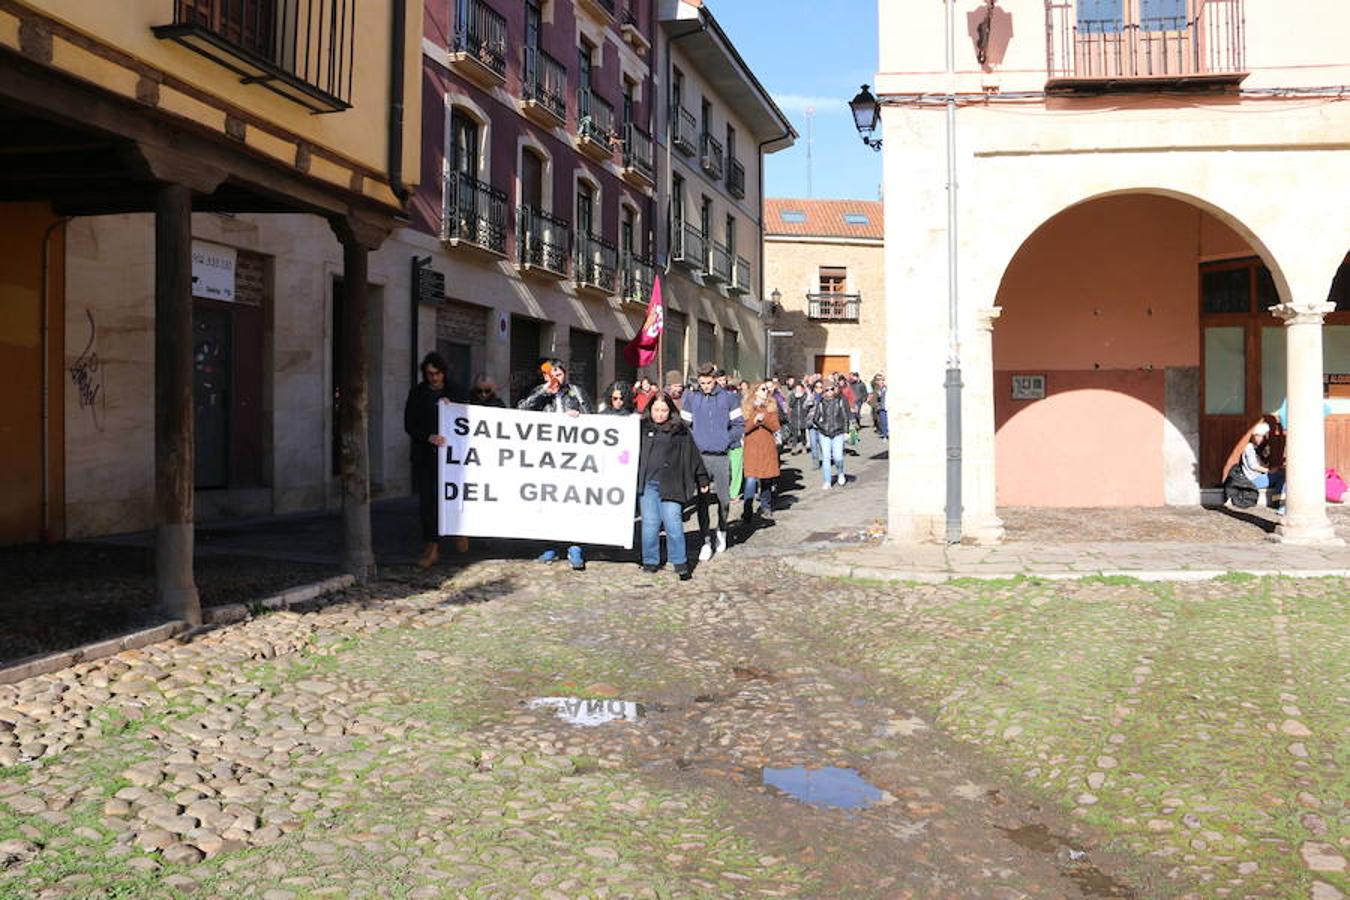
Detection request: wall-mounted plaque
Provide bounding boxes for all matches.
[1011,375,1046,400]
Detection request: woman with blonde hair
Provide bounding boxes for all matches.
[740,381,781,523]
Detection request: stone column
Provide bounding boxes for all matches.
[1272,301,1342,545]
[154,182,201,625]
[330,216,391,581]
[963,306,1004,544]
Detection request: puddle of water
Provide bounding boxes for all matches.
[997,824,1135,898]
[528,697,641,727]
[761,766,888,810]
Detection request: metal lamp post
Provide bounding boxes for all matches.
[850,0,964,544]
[764,288,784,379]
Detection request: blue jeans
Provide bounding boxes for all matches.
[877,408,889,438]
[639,480,688,566]
[742,476,774,517]
[820,433,846,485]
[1251,470,1286,499]
[806,427,820,463]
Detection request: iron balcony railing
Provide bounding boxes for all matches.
[807,292,862,321]
[622,122,655,180]
[454,0,508,79]
[517,205,570,276]
[578,88,617,148]
[729,256,751,295]
[622,2,639,30]
[154,0,354,112]
[1046,0,1246,85]
[672,105,697,155]
[706,239,731,283]
[674,221,705,268]
[700,133,724,179]
[727,158,745,199]
[522,46,567,121]
[621,252,654,304]
[574,233,618,293]
[444,171,508,254]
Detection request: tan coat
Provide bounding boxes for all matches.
[742,406,781,479]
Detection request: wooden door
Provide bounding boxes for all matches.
[815,355,850,378]
[1199,258,1280,485]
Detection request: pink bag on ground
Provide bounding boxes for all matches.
[1328,468,1348,503]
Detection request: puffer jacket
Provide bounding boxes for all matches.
[811,396,850,437]
[516,382,591,415]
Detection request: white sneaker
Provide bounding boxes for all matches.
[822,481,832,490]
[836,473,846,486]
[715,530,727,554]
[698,539,714,562]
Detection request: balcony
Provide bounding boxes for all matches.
[574,233,618,296]
[517,206,570,278]
[576,0,616,25]
[807,292,862,321]
[621,123,655,188]
[621,252,655,306]
[728,256,751,296]
[672,106,697,156]
[153,0,353,112]
[1045,0,1246,92]
[577,88,617,161]
[699,133,724,179]
[449,0,508,88]
[620,3,649,51]
[705,239,731,284]
[521,47,567,128]
[444,171,508,256]
[727,158,745,199]
[673,222,705,271]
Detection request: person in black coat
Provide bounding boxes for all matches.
[637,393,709,580]
[404,352,455,569]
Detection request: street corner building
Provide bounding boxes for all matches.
[0,0,795,622]
[761,197,885,381]
[411,0,794,409]
[0,0,426,622]
[874,0,1350,546]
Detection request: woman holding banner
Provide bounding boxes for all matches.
[404,352,455,569]
[518,359,591,569]
[637,393,709,580]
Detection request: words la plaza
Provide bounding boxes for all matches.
[444,445,601,473]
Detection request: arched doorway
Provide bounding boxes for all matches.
[991,192,1290,507]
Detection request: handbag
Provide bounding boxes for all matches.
[1328,468,1348,503]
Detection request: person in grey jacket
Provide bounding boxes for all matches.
[811,382,851,489]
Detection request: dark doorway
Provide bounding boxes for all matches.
[193,298,263,489]
[614,337,637,386]
[436,339,472,402]
[664,309,687,379]
[569,328,599,406]
[509,315,543,405]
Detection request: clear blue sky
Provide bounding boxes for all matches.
[709,0,882,203]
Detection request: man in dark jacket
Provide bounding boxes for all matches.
[404,352,454,568]
[811,381,851,489]
[681,362,741,560]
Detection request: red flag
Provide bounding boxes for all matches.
[624,274,663,368]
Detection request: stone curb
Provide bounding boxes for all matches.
[0,621,189,686]
[202,574,356,625]
[785,556,1350,585]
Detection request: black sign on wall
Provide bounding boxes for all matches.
[416,264,446,306]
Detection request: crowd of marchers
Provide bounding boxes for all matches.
[402,353,887,578]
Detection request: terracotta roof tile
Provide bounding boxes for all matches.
[764,198,884,240]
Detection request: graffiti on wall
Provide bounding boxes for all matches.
[69,309,106,431]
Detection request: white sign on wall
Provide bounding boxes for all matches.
[437,403,640,547]
[191,240,237,301]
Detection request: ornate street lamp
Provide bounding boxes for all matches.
[849,84,882,151]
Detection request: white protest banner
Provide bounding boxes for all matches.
[437,402,640,547]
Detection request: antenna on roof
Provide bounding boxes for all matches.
[804,106,816,198]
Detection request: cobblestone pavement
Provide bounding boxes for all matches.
[2,433,1346,898]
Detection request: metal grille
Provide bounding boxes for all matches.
[574,233,618,293]
[1046,0,1245,83]
[445,171,508,254]
[518,205,571,275]
[623,123,655,179]
[807,292,862,321]
[523,46,567,121]
[454,0,508,78]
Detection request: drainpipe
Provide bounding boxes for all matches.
[942,0,963,544]
[40,216,72,544]
[388,0,410,202]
